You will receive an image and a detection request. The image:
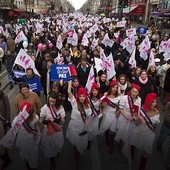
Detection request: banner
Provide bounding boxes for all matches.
[137,27,147,34]
[26,77,42,92]
[0,108,29,148]
[12,70,25,78]
[50,64,70,81]
[126,28,136,36]
[116,21,126,28]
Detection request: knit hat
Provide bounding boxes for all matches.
[20,102,32,113]
[143,93,157,111]
[90,83,99,95]
[110,79,118,87]
[131,83,141,92]
[77,87,89,105]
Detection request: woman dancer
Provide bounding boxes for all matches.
[66,80,92,170]
[40,91,65,170]
[99,79,121,154]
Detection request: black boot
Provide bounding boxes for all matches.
[50,157,56,170]
[87,141,91,149]
[139,155,148,170]
[0,152,12,170]
[108,133,114,154]
[74,147,81,170]
[131,145,135,159]
[105,130,109,146]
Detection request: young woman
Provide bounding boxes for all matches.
[88,83,101,147]
[130,93,160,170]
[66,80,92,170]
[135,70,154,104]
[129,66,141,83]
[14,102,40,170]
[99,79,121,154]
[40,91,65,170]
[147,65,160,94]
[117,74,131,95]
[115,83,141,159]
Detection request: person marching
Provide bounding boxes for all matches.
[99,79,121,154]
[66,80,92,170]
[130,93,160,170]
[13,102,40,170]
[39,91,65,170]
[87,82,101,148]
[115,83,141,160]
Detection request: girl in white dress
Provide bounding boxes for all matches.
[115,83,141,159]
[99,79,121,154]
[88,83,101,148]
[66,80,92,170]
[130,92,160,170]
[14,102,40,170]
[39,91,65,170]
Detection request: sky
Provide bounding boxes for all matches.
[68,0,87,10]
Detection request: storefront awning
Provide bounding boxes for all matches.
[112,5,145,14]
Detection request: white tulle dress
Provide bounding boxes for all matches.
[66,97,92,154]
[40,104,65,158]
[88,99,100,140]
[13,115,39,169]
[99,95,121,134]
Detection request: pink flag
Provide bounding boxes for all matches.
[81,34,89,46]
[139,35,151,60]
[13,49,40,76]
[85,65,95,92]
[56,34,63,50]
[147,50,155,69]
[100,47,107,70]
[15,31,26,44]
[106,53,116,80]
[128,48,136,69]
[94,57,104,73]
[91,38,98,51]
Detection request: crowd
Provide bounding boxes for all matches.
[0,12,170,170]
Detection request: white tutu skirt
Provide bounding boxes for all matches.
[130,122,155,154]
[41,126,64,158]
[99,111,118,134]
[16,132,39,168]
[88,116,99,140]
[66,119,88,154]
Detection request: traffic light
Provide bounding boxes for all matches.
[124,0,129,8]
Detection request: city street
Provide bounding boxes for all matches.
[0,66,169,170]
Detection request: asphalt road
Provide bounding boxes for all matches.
[0,80,169,170]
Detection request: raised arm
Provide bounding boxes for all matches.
[68,80,74,100]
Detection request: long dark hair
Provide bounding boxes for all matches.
[107,84,119,97]
[47,91,61,109]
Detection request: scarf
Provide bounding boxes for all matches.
[139,77,148,84]
[118,82,127,94]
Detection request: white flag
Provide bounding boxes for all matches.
[163,51,170,61]
[159,40,169,53]
[147,50,155,69]
[102,33,114,47]
[94,57,104,73]
[15,31,26,44]
[85,65,95,92]
[91,38,98,51]
[0,109,29,148]
[139,35,151,60]
[81,34,89,46]
[56,34,63,50]
[106,53,116,80]
[129,48,136,69]
[13,48,40,76]
[100,48,107,70]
